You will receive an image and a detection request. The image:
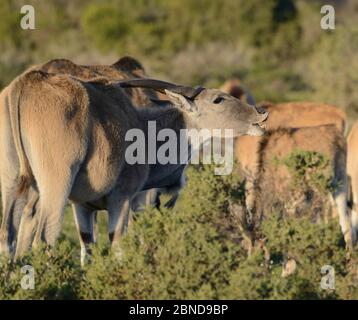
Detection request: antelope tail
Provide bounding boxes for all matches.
[7,76,33,196]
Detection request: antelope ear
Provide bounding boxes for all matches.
[165,89,196,113]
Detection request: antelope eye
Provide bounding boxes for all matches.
[213,96,225,104]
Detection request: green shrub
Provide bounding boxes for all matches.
[98,164,247,299]
[0,164,247,300]
[0,242,81,300]
[0,165,357,299]
[281,149,333,194]
[80,245,126,299]
[260,150,335,220]
[225,214,357,300]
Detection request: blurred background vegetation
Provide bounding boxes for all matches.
[0,0,357,121]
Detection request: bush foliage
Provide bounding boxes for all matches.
[0,165,357,299]
[281,150,333,193]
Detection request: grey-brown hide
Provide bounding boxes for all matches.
[3,71,267,259]
[40,58,174,211]
[0,57,160,258]
[40,56,158,108]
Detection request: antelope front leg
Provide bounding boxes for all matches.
[108,196,131,254]
[72,203,97,266]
